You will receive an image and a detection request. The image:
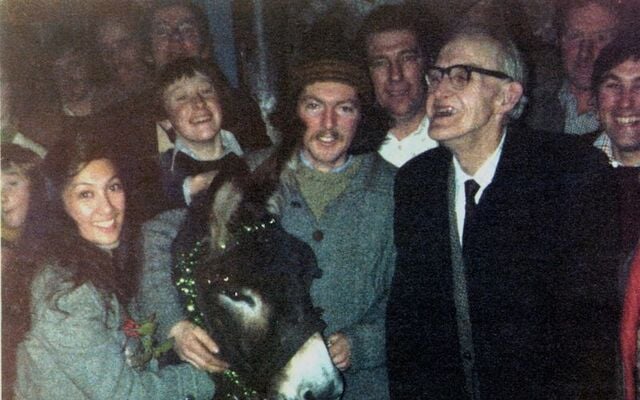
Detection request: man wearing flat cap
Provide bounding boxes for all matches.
[257,57,395,400]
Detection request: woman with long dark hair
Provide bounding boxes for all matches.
[8,133,214,399]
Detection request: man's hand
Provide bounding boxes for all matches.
[169,320,229,373]
[327,332,351,371]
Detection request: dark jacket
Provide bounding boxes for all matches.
[524,77,565,135]
[388,125,622,399]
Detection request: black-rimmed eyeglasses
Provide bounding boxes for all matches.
[425,64,513,91]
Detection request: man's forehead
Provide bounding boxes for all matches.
[565,3,618,33]
[367,30,418,53]
[300,81,359,101]
[165,72,213,93]
[437,35,501,69]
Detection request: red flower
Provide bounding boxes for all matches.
[123,318,141,338]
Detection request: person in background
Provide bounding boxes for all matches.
[388,24,620,399]
[526,0,620,135]
[157,57,245,208]
[49,35,106,118]
[94,6,154,105]
[1,144,44,249]
[9,134,215,399]
[588,32,640,254]
[1,144,45,400]
[357,4,439,167]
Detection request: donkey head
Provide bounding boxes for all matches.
[193,174,343,399]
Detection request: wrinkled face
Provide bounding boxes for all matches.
[150,5,205,68]
[63,159,125,248]
[298,81,361,172]
[52,50,91,103]
[427,36,511,151]
[597,58,640,163]
[1,170,31,229]
[367,30,426,122]
[163,72,223,148]
[97,20,148,86]
[560,3,618,91]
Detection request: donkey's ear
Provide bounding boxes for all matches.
[209,179,243,251]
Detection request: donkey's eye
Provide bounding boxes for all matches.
[224,289,255,307]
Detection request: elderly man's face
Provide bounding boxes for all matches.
[150,5,205,68]
[560,3,618,91]
[426,36,514,151]
[297,81,361,172]
[597,58,640,162]
[366,30,426,123]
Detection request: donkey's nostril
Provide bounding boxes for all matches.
[303,390,315,400]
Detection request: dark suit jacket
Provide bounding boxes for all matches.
[388,125,622,399]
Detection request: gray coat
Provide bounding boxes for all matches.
[15,264,214,400]
[276,153,396,400]
[139,208,190,341]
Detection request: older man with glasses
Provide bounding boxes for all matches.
[387,24,621,400]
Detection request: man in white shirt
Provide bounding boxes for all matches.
[358,4,438,167]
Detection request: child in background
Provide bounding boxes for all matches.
[1,144,44,248]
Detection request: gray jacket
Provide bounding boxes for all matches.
[276,152,396,400]
[139,208,190,341]
[15,264,214,400]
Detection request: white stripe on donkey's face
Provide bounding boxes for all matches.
[272,333,344,400]
[219,290,343,400]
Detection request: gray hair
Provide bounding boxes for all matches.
[445,24,528,120]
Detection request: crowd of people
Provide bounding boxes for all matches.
[2,0,640,399]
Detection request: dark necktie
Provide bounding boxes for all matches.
[173,151,229,177]
[463,179,480,245]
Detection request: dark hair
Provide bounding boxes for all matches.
[4,133,139,398]
[355,4,440,64]
[555,0,620,37]
[592,30,640,92]
[145,0,211,55]
[11,132,140,337]
[157,57,238,129]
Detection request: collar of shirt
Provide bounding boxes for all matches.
[594,132,640,168]
[453,131,506,242]
[299,150,353,173]
[170,129,243,171]
[379,115,438,167]
[558,81,599,135]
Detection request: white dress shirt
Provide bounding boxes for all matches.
[453,133,506,244]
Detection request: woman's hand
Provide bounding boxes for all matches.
[169,320,229,373]
[327,332,351,371]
